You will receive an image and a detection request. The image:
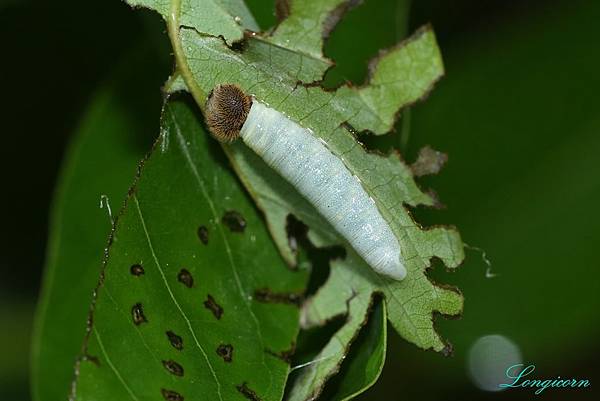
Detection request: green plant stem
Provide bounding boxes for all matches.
[167,0,207,113]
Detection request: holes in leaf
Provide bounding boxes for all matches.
[131,303,147,325]
[161,389,184,401]
[216,343,234,362]
[236,382,261,401]
[222,210,246,233]
[177,269,194,288]
[285,213,307,263]
[285,214,345,295]
[322,0,402,88]
[166,330,183,351]
[197,225,209,245]
[254,288,303,306]
[162,359,184,377]
[130,263,144,276]
[82,354,100,366]
[204,295,223,320]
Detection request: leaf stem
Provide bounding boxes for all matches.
[168,0,207,113]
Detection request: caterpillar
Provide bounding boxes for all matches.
[206,84,406,281]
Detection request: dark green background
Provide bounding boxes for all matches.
[1,0,598,400]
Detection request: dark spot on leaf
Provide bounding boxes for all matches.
[162,359,184,377]
[254,288,303,306]
[236,382,261,401]
[131,303,147,325]
[265,342,295,364]
[197,225,209,244]
[166,330,183,350]
[221,210,246,233]
[82,354,100,366]
[177,269,194,288]
[130,263,144,276]
[216,344,233,362]
[230,39,247,53]
[161,389,184,401]
[410,145,448,177]
[204,295,223,319]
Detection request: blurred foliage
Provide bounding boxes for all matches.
[1,2,167,400]
[0,0,598,400]
[356,0,600,400]
[30,44,170,401]
[410,0,600,356]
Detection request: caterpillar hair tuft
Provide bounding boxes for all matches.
[205,84,252,142]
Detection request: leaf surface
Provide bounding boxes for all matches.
[72,99,307,401]
[31,48,167,401]
[129,0,258,44]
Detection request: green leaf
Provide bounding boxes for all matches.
[128,0,259,44]
[71,98,308,401]
[129,0,463,398]
[267,0,351,61]
[320,300,386,401]
[31,48,166,401]
[176,25,442,135]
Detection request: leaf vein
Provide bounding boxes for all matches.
[133,195,223,401]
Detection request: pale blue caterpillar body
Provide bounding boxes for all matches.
[206,84,406,281]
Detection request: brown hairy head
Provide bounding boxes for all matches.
[205,84,252,142]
